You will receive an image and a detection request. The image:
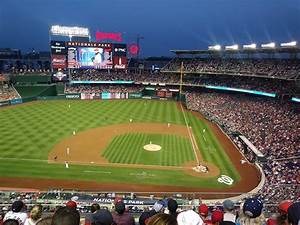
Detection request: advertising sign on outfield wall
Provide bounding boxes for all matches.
[10,98,23,105]
[129,93,142,99]
[0,101,10,107]
[65,93,81,99]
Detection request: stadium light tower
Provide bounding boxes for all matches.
[136,34,144,62]
[208,45,221,51]
[243,43,257,50]
[280,41,297,47]
[261,42,276,49]
[225,44,239,50]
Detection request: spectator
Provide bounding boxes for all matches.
[177,210,203,225]
[91,209,113,225]
[24,205,43,225]
[3,220,20,225]
[85,204,101,225]
[112,201,134,225]
[139,201,164,225]
[147,213,177,225]
[287,202,300,225]
[3,201,28,225]
[221,200,236,225]
[238,198,265,225]
[167,199,178,219]
[212,210,224,225]
[51,206,80,225]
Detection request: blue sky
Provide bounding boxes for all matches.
[0,0,299,56]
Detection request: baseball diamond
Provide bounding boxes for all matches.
[0,99,261,197]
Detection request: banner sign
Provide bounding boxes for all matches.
[10,98,23,105]
[0,101,9,107]
[96,31,122,42]
[65,93,81,99]
[129,93,142,99]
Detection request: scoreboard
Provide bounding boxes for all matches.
[50,41,127,70]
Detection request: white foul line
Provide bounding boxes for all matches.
[179,103,200,164]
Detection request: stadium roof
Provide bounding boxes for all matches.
[170,47,300,55]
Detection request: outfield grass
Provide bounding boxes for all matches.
[102,133,195,166]
[0,100,240,189]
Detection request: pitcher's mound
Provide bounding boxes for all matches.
[144,144,162,151]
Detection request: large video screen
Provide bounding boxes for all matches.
[68,47,113,69]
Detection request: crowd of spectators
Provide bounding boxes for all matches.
[0,198,299,225]
[185,92,300,204]
[163,58,300,80]
[0,84,20,101]
[71,70,179,84]
[185,92,299,159]
[69,70,297,95]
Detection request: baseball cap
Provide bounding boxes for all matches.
[92,209,113,225]
[177,210,203,225]
[243,198,263,218]
[66,200,77,209]
[223,200,235,211]
[115,201,125,214]
[198,204,209,217]
[287,202,300,225]
[12,201,24,212]
[266,218,277,225]
[211,210,224,223]
[278,200,293,214]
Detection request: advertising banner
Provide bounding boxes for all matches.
[129,93,142,99]
[65,93,81,99]
[10,98,23,105]
[0,101,10,107]
[52,55,67,69]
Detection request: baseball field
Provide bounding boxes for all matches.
[0,99,261,196]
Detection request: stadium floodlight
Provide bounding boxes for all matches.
[208,45,221,51]
[280,41,297,47]
[50,25,90,38]
[225,44,239,50]
[261,42,276,49]
[243,43,257,49]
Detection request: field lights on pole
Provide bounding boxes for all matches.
[261,42,276,49]
[243,43,257,49]
[208,45,221,51]
[280,41,297,47]
[50,25,90,37]
[225,44,239,50]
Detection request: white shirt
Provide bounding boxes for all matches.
[4,211,28,225]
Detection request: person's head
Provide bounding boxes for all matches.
[30,205,43,221]
[242,198,263,219]
[11,201,24,213]
[36,216,52,225]
[51,206,80,225]
[147,213,177,225]
[198,204,208,218]
[279,200,293,215]
[91,209,113,225]
[167,199,178,214]
[287,202,300,225]
[91,204,100,213]
[115,201,126,215]
[177,210,203,225]
[3,219,19,225]
[223,200,235,212]
[211,210,224,225]
[65,201,77,210]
